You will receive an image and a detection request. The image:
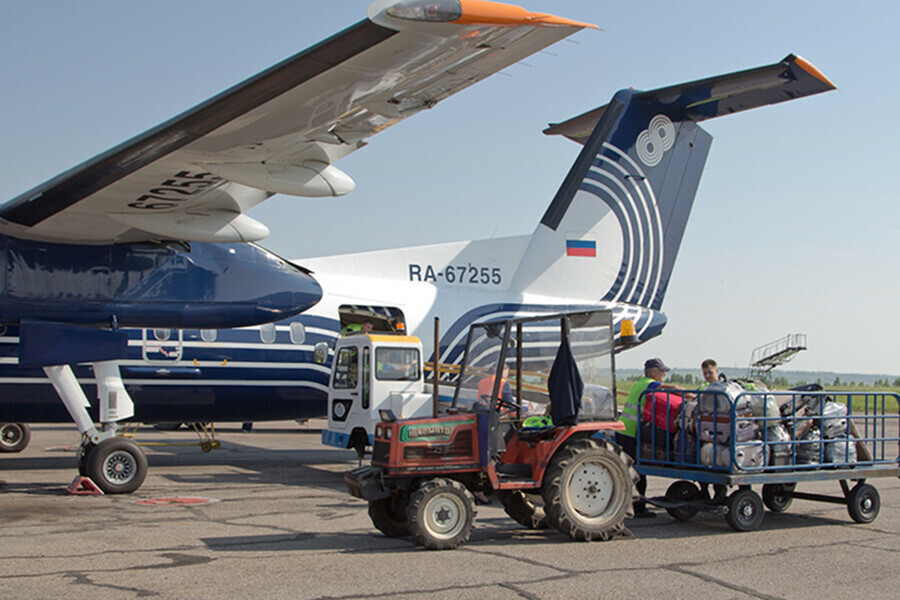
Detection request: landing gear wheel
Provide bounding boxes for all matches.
[77,442,94,476]
[0,423,31,453]
[407,478,476,550]
[368,495,410,538]
[665,480,701,522]
[846,483,880,524]
[541,438,634,541]
[725,488,764,532]
[762,483,795,513]
[498,490,549,529]
[85,438,148,494]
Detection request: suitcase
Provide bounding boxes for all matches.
[733,441,766,470]
[825,436,857,464]
[820,402,848,439]
[796,428,822,464]
[698,411,757,444]
[762,424,793,466]
[699,381,752,415]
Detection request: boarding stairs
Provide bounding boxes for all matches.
[748,333,807,379]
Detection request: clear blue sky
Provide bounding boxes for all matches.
[1,1,897,376]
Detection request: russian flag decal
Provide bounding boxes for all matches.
[566,237,596,257]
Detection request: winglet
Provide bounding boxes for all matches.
[456,0,599,29]
[794,55,836,89]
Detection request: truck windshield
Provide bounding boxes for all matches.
[375,347,420,381]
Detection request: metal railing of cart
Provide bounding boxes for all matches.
[633,388,899,531]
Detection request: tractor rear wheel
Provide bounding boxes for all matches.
[407,478,476,550]
[541,438,634,541]
[498,490,549,529]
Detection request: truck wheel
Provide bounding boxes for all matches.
[498,490,549,529]
[846,483,880,524]
[85,438,148,494]
[665,480,700,522]
[541,438,634,541]
[725,488,764,532]
[762,483,795,512]
[0,423,31,453]
[407,478,476,550]
[368,495,410,538]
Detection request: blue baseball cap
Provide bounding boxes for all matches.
[644,358,670,372]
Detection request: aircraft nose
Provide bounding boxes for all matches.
[256,259,323,320]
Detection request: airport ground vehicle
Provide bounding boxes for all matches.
[637,387,899,531]
[345,309,636,549]
[322,333,439,458]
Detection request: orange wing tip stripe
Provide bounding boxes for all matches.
[456,0,598,28]
[794,55,836,89]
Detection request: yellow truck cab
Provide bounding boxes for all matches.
[322,334,434,456]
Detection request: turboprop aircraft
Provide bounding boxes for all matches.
[0,0,596,492]
[1,54,835,458]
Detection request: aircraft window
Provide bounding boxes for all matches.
[290,322,306,345]
[153,329,172,342]
[376,347,420,381]
[333,346,359,389]
[200,329,217,343]
[0,326,6,336]
[260,323,276,344]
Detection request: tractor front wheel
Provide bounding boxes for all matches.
[407,478,476,550]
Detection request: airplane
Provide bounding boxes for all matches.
[1,52,836,461]
[0,0,597,492]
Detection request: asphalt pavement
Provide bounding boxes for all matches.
[2,421,899,599]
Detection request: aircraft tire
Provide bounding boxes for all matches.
[85,438,148,494]
[0,423,31,453]
[407,478,476,550]
[541,438,633,541]
[498,490,549,529]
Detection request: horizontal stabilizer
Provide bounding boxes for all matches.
[545,54,835,144]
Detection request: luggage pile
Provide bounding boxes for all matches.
[647,381,862,471]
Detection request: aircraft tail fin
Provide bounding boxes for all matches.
[509,54,834,311]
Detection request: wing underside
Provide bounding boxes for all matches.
[0,1,594,245]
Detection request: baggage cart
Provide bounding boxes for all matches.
[634,387,899,531]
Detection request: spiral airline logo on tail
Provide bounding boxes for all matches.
[636,115,675,167]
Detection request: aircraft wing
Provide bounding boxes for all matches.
[0,1,594,245]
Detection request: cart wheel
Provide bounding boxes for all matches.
[725,488,764,532]
[665,480,700,522]
[762,483,795,513]
[407,478,476,550]
[846,483,880,524]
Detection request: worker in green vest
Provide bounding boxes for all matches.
[617,358,674,518]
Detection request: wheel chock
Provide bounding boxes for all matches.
[67,475,105,495]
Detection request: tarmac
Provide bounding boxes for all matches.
[2,421,899,600]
